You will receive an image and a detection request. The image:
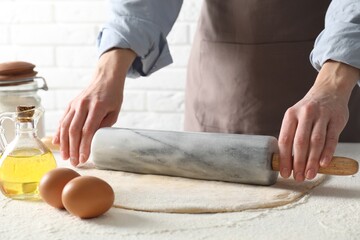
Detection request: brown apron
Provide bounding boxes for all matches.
[185,0,360,142]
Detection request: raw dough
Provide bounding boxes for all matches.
[76,163,326,213]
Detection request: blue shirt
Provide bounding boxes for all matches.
[97,0,360,78]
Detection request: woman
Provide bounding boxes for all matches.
[54,0,360,182]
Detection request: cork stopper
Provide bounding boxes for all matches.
[17,105,35,122]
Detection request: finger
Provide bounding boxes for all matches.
[293,115,313,182]
[305,119,327,180]
[78,110,108,164]
[79,112,118,162]
[68,108,88,166]
[320,121,340,168]
[53,130,60,145]
[60,110,75,160]
[53,105,71,144]
[278,108,297,178]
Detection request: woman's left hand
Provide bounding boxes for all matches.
[278,60,360,182]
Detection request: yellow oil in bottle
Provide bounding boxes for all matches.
[0,149,56,200]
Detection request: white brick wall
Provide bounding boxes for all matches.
[0,0,202,134]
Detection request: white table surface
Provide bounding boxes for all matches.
[0,143,359,240]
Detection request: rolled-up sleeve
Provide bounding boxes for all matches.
[310,0,360,72]
[97,0,183,77]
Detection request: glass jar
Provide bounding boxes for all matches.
[0,77,48,142]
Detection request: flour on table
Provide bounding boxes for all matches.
[76,163,326,214]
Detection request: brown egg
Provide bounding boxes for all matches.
[39,168,80,209]
[62,176,114,219]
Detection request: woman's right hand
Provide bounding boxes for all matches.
[53,48,136,166]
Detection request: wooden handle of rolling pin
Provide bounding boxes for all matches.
[271,153,359,175]
[41,136,60,151]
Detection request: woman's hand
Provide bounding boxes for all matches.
[53,48,136,166]
[278,61,360,182]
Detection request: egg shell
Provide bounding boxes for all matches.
[62,176,115,219]
[39,168,80,209]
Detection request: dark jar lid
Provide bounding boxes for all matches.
[0,61,48,92]
[0,61,37,87]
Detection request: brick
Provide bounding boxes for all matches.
[189,23,198,44]
[94,24,103,34]
[11,24,96,45]
[0,46,16,62]
[0,3,15,23]
[122,90,146,111]
[39,68,93,89]
[169,46,192,67]
[178,0,202,22]
[54,89,83,109]
[115,112,183,131]
[43,110,63,133]
[55,2,106,23]
[16,46,54,67]
[147,91,184,112]
[13,2,53,23]
[168,23,189,45]
[56,46,97,67]
[38,89,56,110]
[0,46,54,66]
[0,26,9,44]
[124,68,186,90]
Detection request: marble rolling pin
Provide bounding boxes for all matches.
[90,128,359,186]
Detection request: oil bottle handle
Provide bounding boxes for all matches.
[33,107,44,128]
[0,112,16,153]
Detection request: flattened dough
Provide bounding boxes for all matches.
[75,163,326,213]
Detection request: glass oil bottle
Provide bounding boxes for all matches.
[0,105,56,200]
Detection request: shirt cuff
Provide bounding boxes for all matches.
[310,22,360,72]
[97,16,173,78]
